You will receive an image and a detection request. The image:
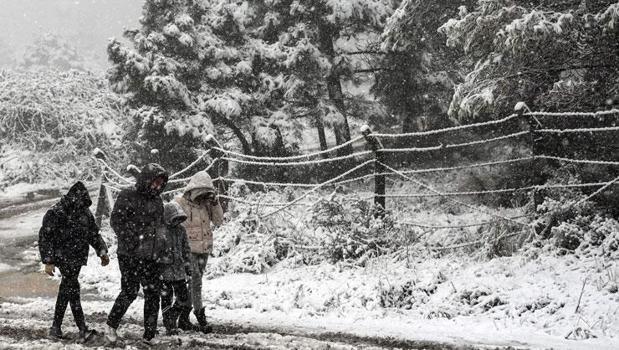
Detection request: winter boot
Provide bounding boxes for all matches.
[178,308,198,331]
[142,330,160,345]
[103,324,118,344]
[163,309,179,335]
[194,307,213,334]
[142,336,161,346]
[48,324,64,340]
[77,327,97,344]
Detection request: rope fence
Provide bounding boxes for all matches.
[93,106,619,248]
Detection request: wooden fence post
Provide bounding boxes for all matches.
[517,103,544,209]
[361,125,386,215]
[94,173,112,227]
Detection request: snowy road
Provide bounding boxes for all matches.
[0,314,473,350]
[1,194,617,350]
[0,200,474,349]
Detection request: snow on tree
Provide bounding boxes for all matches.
[107,0,218,169]
[248,0,396,152]
[376,0,476,134]
[0,69,126,185]
[108,0,396,167]
[438,0,619,121]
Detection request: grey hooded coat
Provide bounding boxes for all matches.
[159,201,192,281]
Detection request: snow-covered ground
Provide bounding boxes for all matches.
[1,182,618,349]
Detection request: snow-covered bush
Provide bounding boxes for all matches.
[311,198,408,265]
[535,188,619,255]
[0,68,127,187]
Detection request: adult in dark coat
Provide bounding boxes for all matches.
[39,181,109,342]
[104,163,169,344]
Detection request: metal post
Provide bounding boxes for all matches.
[361,126,385,215]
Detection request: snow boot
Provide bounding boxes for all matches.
[103,324,118,344]
[163,308,180,335]
[48,324,64,340]
[178,308,198,331]
[142,330,160,345]
[142,337,161,346]
[77,328,97,343]
[194,307,213,334]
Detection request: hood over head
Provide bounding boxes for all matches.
[183,171,215,202]
[136,163,169,196]
[63,181,92,210]
[164,201,187,226]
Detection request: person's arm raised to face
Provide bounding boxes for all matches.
[209,194,224,226]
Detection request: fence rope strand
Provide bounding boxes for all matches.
[169,149,212,179]
[378,161,529,227]
[525,109,619,117]
[380,131,529,153]
[370,114,519,138]
[212,136,365,161]
[222,150,373,167]
[259,160,376,218]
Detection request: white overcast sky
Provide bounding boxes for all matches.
[0,0,143,65]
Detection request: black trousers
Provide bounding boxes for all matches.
[161,279,191,329]
[106,255,161,338]
[53,264,86,330]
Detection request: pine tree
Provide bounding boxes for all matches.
[376,0,475,135]
[247,0,396,152]
[438,0,619,121]
[108,0,395,167]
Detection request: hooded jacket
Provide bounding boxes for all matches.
[159,202,191,281]
[110,163,169,259]
[39,181,108,266]
[174,171,224,254]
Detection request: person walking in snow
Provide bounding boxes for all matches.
[159,201,193,335]
[39,181,110,343]
[104,163,169,345]
[174,171,224,333]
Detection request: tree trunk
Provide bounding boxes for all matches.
[211,113,252,155]
[318,24,353,155]
[315,113,329,156]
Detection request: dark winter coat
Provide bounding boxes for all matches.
[38,181,108,266]
[110,163,169,259]
[159,201,191,281]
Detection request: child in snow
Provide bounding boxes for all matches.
[38,181,110,342]
[159,201,193,335]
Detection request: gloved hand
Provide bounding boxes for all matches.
[184,264,192,278]
[206,192,219,206]
[44,264,55,276]
[100,255,110,266]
